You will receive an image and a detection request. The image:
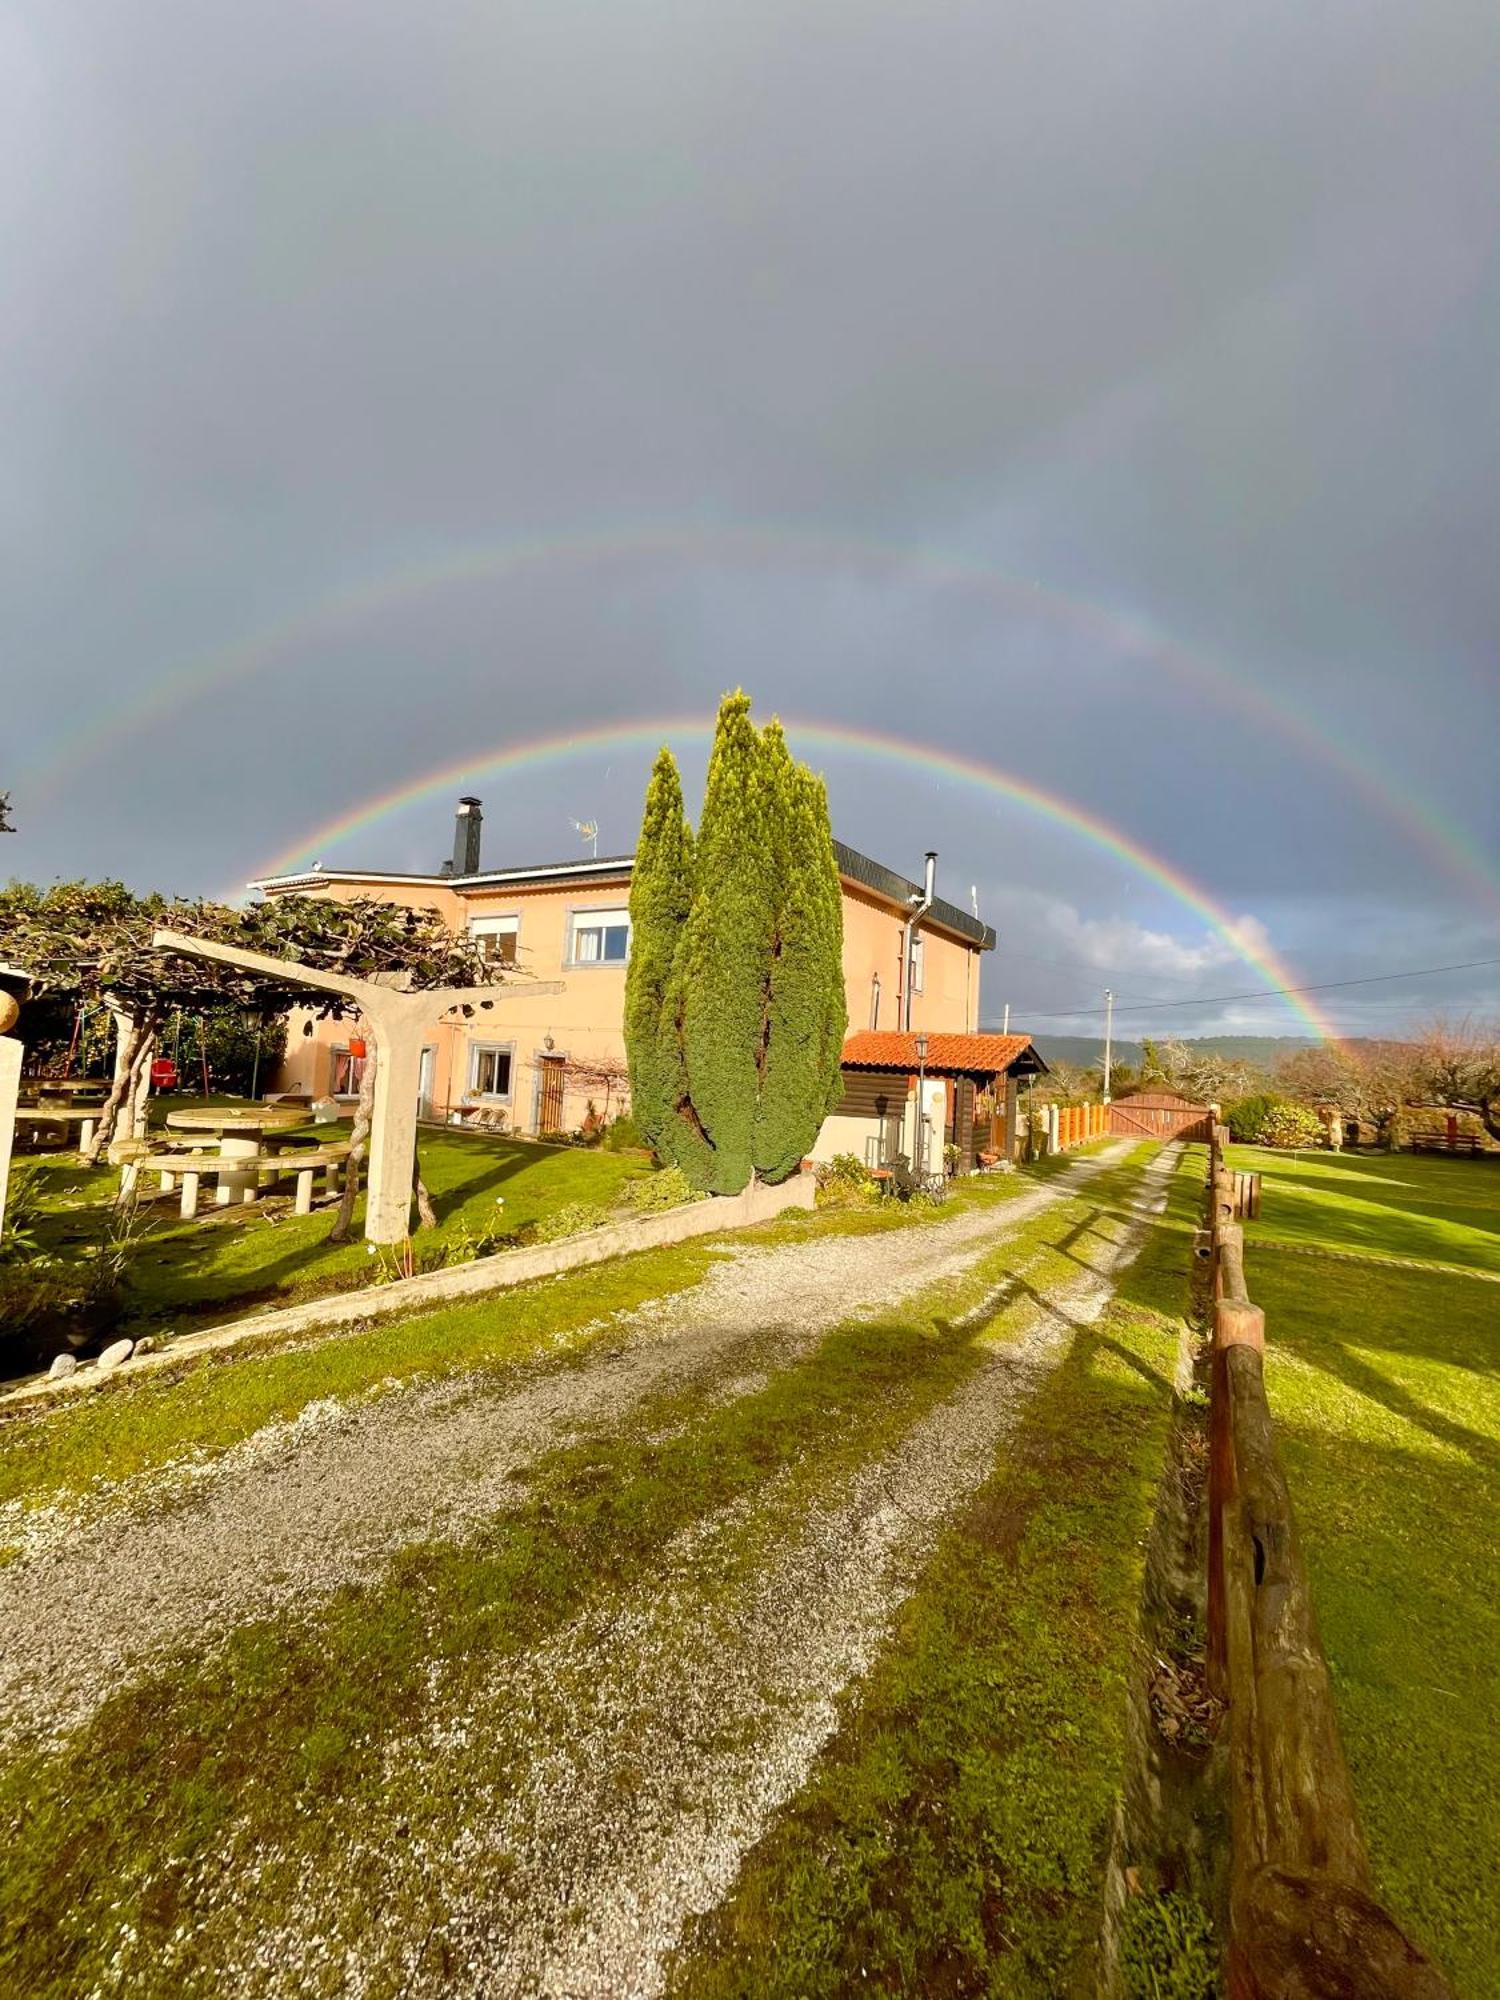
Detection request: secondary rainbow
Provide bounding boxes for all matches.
[246,715,1344,1044]
[28,522,1499,924]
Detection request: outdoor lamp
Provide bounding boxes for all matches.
[914,1033,928,1063]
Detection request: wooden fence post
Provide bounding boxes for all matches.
[1201,1119,1454,1998]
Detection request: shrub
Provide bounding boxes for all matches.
[1260,1100,1323,1149]
[814,1153,881,1209]
[618,1165,699,1215]
[1225,1093,1278,1144]
[533,1202,613,1243]
[602,1113,643,1152]
[0,1164,47,1264]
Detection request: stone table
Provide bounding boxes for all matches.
[164,1104,312,1210]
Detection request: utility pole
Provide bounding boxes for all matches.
[1103,989,1114,1103]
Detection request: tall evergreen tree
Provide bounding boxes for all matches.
[751,731,847,1180]
[673,691,777,1192]
[623,748,694,1158]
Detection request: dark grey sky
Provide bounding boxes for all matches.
[4,0,1497,1037]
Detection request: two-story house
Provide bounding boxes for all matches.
[250,797,1044,1167]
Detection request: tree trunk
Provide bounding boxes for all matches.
[328,1041,377,1244]
[412,1148,437,1230]
[82,1002,160,1163]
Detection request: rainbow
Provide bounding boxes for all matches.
[244,715,1345,1044]
[25,522,1500,924]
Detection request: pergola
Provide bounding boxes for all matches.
[152,929,562,1243]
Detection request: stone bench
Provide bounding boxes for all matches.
[261,1143,354,1215]
[119,1140,352,1218]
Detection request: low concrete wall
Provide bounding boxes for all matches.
[1,1172,818,1411]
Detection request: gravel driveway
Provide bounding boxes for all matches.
[0,1146,1134,1756]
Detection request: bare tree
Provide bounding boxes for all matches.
[1275,1041,1417,1138]
[562,1051,633,1127]
[1410,1017,1500,1142]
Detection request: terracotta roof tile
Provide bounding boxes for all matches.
[840,1031,1042,1074]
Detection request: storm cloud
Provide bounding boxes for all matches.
[3,0,1497,1036]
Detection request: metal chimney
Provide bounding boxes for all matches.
[452,796,483,876]
[902,852,937,1031]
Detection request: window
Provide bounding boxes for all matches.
[570,908,630,965]
[869,973,881,1030]
[469,1043,514,1098]
[468,914,519,967]
[331,1048,366,1096]
[910,935,925,994]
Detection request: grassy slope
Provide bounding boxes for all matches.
[668,1158,1189,1998]
[0,1150,1155,1996]
[26,1121,653,1326]
[1186,1146,1499,1997]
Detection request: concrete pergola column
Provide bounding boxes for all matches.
[152,930,562,1243]
[0,1035,20,1248]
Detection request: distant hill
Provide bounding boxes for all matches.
[1006,1033,1324,1072]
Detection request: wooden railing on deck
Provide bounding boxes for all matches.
[1201,1122,1453,1999]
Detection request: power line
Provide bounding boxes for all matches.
[1007,954,1500,1021]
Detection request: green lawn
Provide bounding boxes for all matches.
[1179,1144,1499,1997]
[21,1113,654,1329]
[1220,1144,1500,1274]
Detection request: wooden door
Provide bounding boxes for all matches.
[538,1054,566,1133]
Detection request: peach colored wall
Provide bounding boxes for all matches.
[269,870,983,1133]
[837,885,981,1037]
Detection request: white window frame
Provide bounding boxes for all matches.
[468,913,520,967]
[568,906,631,967]
[910,935,926,995]
[468,1041,516,1101]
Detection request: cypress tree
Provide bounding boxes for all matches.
[752,737,848,1181]
[672,691,776,1193]
[623,747,694,1159]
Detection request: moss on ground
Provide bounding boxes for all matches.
[0,1153,1157,1997]
[1171,1145,1498,1998]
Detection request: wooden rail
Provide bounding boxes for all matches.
[1202,1122,1453,1998]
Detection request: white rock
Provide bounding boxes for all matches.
[95,1338,134,1372]
[47,1353,78,1380]
[132,1336,156,1357]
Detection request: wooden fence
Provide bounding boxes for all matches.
[1109,1090,1213,1142]
[1201,1123,1452,1998]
